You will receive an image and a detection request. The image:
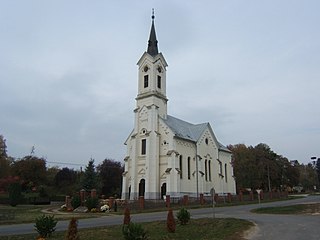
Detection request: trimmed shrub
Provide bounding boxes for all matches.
[8,182,22,207]
[176,207,190,225]
[167,208,176,233]
[85,197,99,211]
[123,207,131,225]
[122,222,148,240]
[65,217,80,240]
[71,195,81,209]
[34,215,57,238]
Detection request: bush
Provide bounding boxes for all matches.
[8,182,22,207]
[167,208,176,233]
[65,217,80,240]
[85,197,99,211]
[34,215,57,238]
[122,222,148,240]
[71,195,81,209]
[176,207,190,225]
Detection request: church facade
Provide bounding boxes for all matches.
[121,14,236,200]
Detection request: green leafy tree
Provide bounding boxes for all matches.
[11,155,47,189]
[97,159,123,196]
[54,167,78,195]
[229,143,302,192]
[229,144,259,190]
[81,159,100,191]
[0,135,11,178]
[298,163,318,191]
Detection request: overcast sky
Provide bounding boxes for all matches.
[1,0,319,169]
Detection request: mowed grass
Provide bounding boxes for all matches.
[0,218,253,240]
[0,204,99,225]
[252,203,320,214]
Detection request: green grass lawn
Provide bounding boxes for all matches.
[251,203,320,214]
[0,218,253,240]
[0,204,100,225]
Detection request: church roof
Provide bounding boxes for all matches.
[162,115,230,152]
[163,115,208,142]
[147,11,159,57]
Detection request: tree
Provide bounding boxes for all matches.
[229,144,259,191]
[0,135,7,158]
[0,135,11,178]
[11,155,47,189]
[81,159,100,191]
[298,163,318,191]
[54,168,78,194]
[97,159,123,196]
[229,143,301,192]
[316,158,320,187]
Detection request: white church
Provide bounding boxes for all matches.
[121,14,236,200]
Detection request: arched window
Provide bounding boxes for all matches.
[205,160,208,181]
[208,160,212,181]
[225,163,228,183]
[187,157,191,180]
[179,155,183,179]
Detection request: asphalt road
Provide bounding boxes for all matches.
[0,195,319,239]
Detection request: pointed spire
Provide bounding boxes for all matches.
[147,9,159,57]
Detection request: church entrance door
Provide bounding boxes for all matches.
[161,183,166,199]
[139,179,145,197]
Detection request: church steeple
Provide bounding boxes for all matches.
[147,9,158,57]
[136,10,168,119]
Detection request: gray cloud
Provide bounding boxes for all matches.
[1,0,319,167]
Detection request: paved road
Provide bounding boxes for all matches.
[0,195,319,239]
[191,195,320,240]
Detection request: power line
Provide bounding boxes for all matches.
[46,161,84,167]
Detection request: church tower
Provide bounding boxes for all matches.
[136,12,168,119]
[122,12,168,200]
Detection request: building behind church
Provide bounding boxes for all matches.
[121,14,236,200]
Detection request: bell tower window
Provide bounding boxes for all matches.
[157,75,161,89]
[144,75,149,88]
[141,139,146,155]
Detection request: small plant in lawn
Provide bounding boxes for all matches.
[167,208,176,233]
[176,207,190,225]
[34,214,58,238]
[65,217,80,240]
[122,222,148,240]
[123,207,131,225]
